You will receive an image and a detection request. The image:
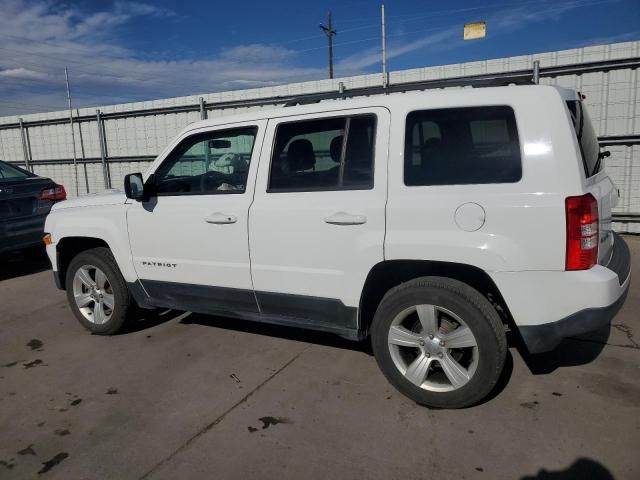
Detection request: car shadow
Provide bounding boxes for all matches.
[179,312,374,354]
[0,246,51,281]
[521,457,614,479]
[115,307,373,354]
[508,325,610,375]
[115,307,190,334]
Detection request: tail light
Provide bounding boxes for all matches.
[565,193,598,270]
[40,184,66,201]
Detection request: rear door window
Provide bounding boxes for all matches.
[268,114,376,192]
[566,100,600,177]
[404,106,521,186]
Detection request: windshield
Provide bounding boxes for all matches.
[566,100,600,177]
[0,161,31,181]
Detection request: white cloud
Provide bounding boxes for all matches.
[336,28,458,72]
[220,44,297,62]
[0,0,325,116]
[0,68,50,80]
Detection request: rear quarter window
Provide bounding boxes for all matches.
[404,106,521,186]
[566,100,600,177]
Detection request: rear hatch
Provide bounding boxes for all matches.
[0,177,56,221]
[566,98,615,265]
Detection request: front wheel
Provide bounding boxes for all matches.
[371,277,507,409]
[65,247,133,335]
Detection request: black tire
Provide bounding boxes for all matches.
[371,276,507,409]
[65,247,133,335]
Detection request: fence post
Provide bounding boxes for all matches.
[18,118,32,172]
[532,60,540,84]
[199,97,207,120]
[96,109,111,189]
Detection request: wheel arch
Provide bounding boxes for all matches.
[358,260,513,334]
[56,236,111,290]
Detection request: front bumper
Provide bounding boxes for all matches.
[53,270,64,289]
[491,233,631,354]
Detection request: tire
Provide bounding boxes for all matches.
[65,247,133,335]
[371,276,507,409]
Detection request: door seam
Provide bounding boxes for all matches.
[247,121,270,314]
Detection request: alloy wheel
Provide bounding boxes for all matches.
[387,304,478,392]
[72,264,115,325]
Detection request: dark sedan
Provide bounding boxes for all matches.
[0,160,66,254]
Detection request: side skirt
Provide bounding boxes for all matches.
[128,280,363,341]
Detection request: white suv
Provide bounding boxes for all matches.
[44,85,630,408]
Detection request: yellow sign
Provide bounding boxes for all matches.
[464,22,486,40]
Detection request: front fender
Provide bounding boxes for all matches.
[45,204,137,282]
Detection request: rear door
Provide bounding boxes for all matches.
[249,107,389,332]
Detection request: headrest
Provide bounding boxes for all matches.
[287,139,315,172]
[423,138,442,148]
[329,135,344,162]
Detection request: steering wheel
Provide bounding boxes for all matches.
[200,170,228,192]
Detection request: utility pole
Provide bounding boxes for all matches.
[381,4,388,88]
[320,11,337,79]
[64,66,79,196]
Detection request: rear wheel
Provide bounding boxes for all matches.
[65,247,132,335]
[371,276,506,408]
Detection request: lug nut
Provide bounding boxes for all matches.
[419,340,425,346]
[428,334,434,340]
[438,353,444,359]
[426,353,431,358]
[439,340,445,347]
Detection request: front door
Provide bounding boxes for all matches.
[126,120,266,315]
[249,108,389,332]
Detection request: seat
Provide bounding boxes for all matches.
[286,139,316,172]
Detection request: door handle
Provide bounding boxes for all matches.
[324,212,367,225]
[204,213,237,224]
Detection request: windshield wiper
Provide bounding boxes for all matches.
[592,150,610,176]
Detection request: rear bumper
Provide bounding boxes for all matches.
[0,214,47,253]
[490,234,631,354]
[518,284,628,353]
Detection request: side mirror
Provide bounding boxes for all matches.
[124,173,146,201]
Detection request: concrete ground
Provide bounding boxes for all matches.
[0,240,639,480]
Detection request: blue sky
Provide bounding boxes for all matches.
[0,0,638,116]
